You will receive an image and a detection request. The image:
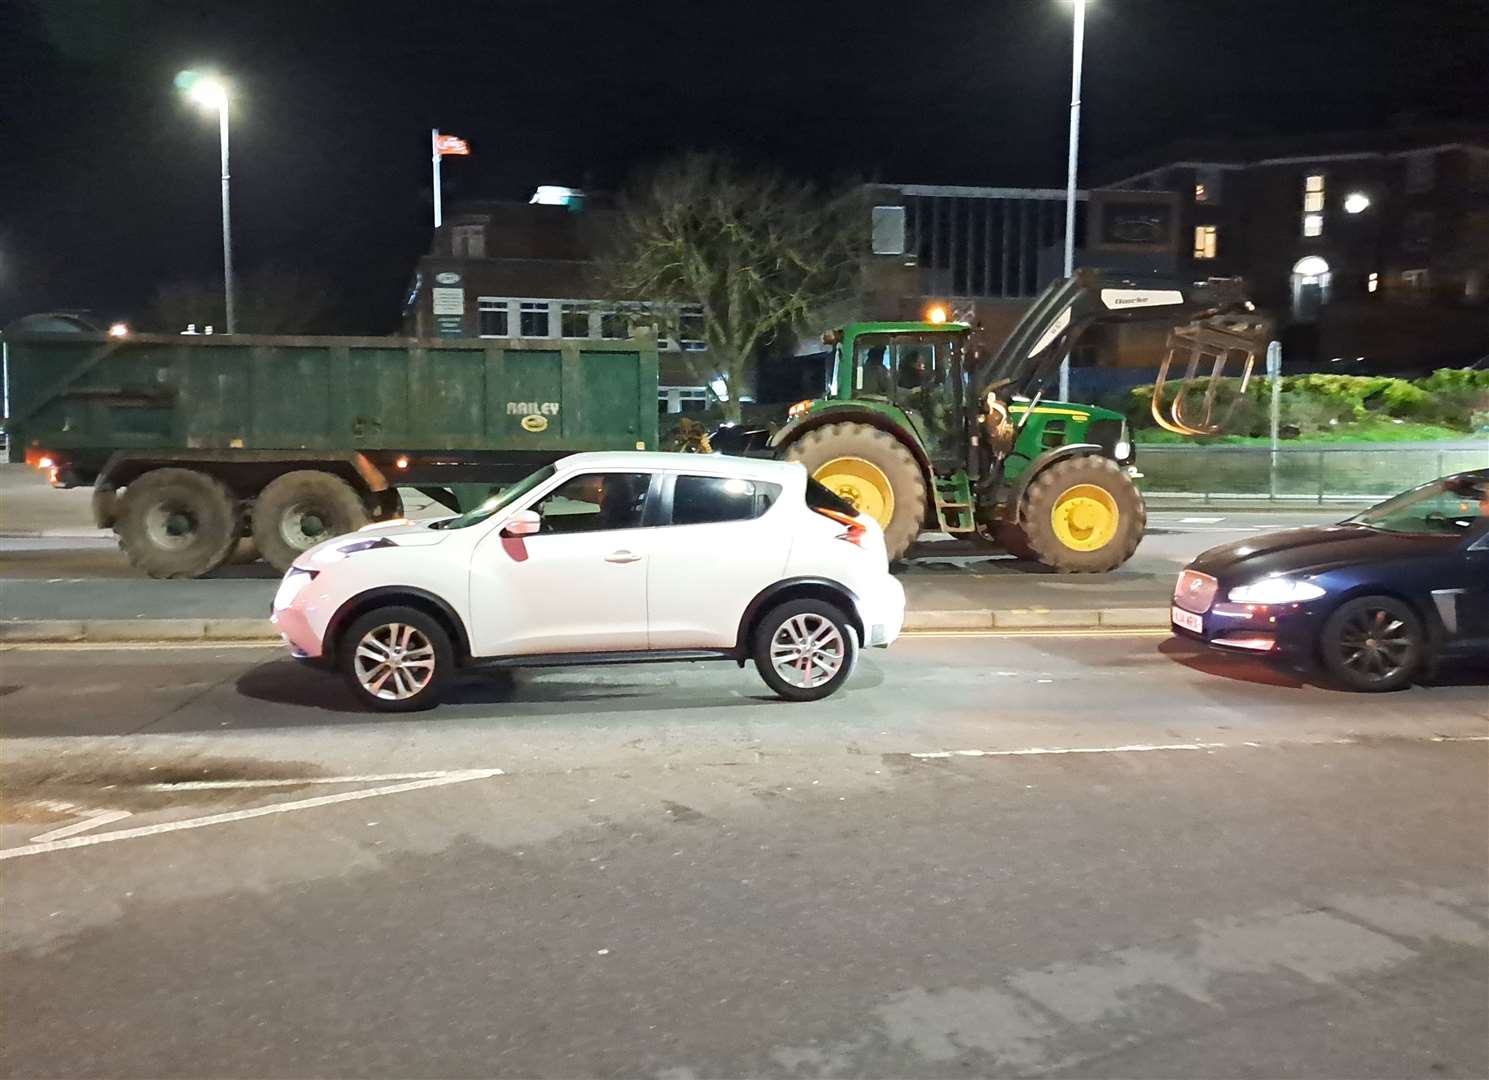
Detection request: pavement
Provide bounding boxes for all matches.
[1,633,1485,1078]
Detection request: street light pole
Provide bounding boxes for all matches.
[180,73,235,333]
[217,97,235,335]
[1059,0,1087,402]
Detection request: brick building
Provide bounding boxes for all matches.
[1100,127,1489,369]
[402,193,719,414]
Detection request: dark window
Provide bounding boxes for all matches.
[477,299,508,337]
[519,302,552,337]
[806,478,857,517]
[560,304,591,338]
[672,475,780,525]
[532,473,650,533]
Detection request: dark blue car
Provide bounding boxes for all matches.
[1171,469,1489,690]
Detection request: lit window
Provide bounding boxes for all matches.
[1367,272,1379,294]
[1401,268,1430,291]
[1193,225,1218,260]
[477,297,509,337]
[519,301,552,337]
[450,224,485,259]
[1194,183,1207,203]
[1193,167,1223,205]
[560,302,591,338]
[1301,175,1326,237]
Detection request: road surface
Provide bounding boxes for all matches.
[2,633,1485,1078]
[0,510,1345,619]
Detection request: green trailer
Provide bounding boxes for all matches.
[3,319,660,576]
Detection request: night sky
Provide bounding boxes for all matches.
[2,0,1485,333]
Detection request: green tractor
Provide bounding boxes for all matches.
[721,270,1268,570]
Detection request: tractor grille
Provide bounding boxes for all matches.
[1173,570,1218,613]
[1087,418,1123,457]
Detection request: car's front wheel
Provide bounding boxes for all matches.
[753,599,859,702]
[340,606,454,711]
[1319,595,1425,692]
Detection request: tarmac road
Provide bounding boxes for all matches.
[1,632,1485,1078]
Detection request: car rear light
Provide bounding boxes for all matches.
[812,506,865,547]
[25,448,55,469]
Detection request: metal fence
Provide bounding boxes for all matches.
[1137,443,1489,506]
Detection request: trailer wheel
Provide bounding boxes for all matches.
[115,468,241,579]
[253,470,370,571]
[1019,455,1145,573]
[783,422,926,560]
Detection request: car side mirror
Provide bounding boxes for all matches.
[501,510,541,538]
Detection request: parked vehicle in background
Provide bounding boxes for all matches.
[2,317,660,577]
[716,270,1271,571]
[271,452,905,711]
[1171,470,1489,690]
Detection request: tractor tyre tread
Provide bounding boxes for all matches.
[1019,455,1145,573]
[784,422,927,560]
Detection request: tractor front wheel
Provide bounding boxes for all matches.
[783,422,926,560]
[1019,455,1145,573]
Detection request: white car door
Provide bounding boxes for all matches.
[469,471,655,657]
[646,473,793,649]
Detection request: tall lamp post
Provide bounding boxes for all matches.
[179,73,235,334]
[1059,0,1087,402]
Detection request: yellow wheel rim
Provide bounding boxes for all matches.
[1050,483,1120,552]
[814,457,895,528]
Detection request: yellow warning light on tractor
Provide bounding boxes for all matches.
[925,304,948,325]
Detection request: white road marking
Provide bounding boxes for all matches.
[910,734,1489,760]
[1180,516,1225,523]
[0,769,504,861]
[912,742,1228,759]
[29,809,133,843]
[144,770,504,791]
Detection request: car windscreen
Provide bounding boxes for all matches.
[1348,476,1489,536]
[428,465,556,530]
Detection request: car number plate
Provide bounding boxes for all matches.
[1171,606,1203,633]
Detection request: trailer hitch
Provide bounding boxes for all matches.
[1150,313,1272,436]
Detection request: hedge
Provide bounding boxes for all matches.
[1126,368,1489,441]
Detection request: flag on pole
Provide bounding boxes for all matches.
[434,133,470,156]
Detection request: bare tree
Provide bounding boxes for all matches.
[603,154,865,421]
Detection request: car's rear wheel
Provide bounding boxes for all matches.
[752,599,859,702]
[1319,595,1425,692]
[340,606,454,712]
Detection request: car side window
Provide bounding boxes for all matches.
[671,475,781,526]
[531,472,651,534]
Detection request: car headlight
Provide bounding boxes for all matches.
[327,536,396,560]
[1227,577,1326,604]
[273,567,319,610]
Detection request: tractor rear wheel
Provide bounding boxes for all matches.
[783,422,926,560]
[1019,455,1145,573]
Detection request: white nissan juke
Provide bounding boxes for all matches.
[271,452,906,711]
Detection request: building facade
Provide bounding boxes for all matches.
[402,197,717,415]
[1101,128,1489,368]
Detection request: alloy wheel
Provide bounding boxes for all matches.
[353,622,436,701]
[1335,605,1414,682]
[770,613,846,690]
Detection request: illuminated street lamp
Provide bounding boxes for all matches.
[176,71,235,333]
[1059,0,1088,401]
[1344,192,1372,215]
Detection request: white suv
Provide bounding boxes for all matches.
[271,452,905,711]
